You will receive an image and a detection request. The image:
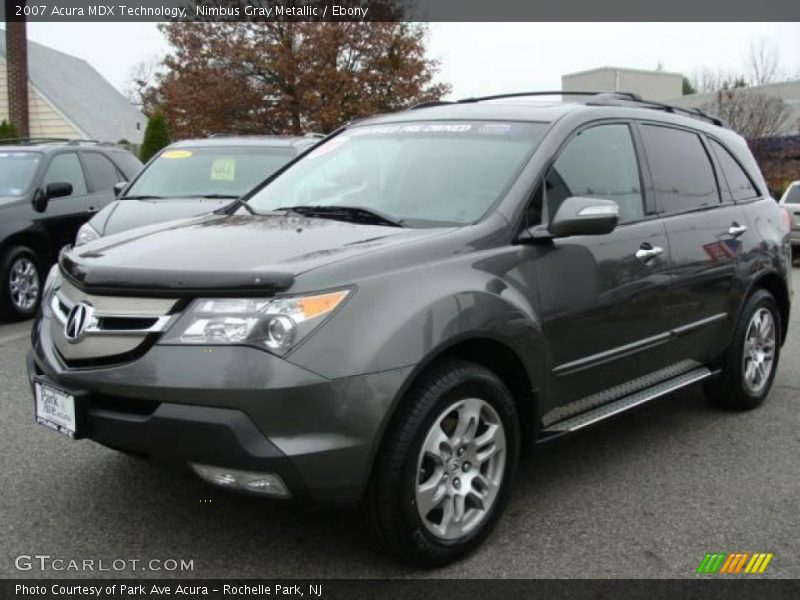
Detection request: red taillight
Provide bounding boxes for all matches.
[779,206,793,234]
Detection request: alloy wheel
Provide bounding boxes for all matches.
[8,257,39,313]
[742,307,776,395]
[415,397,506,540]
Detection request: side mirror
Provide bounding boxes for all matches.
[33,182,73,213]
[45,181,73,199]
[549,196,619,237]
[113,181,127,197]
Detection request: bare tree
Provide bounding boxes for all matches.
[691,67,747,94]
[702,90,790,139]
[746,39,782,86]
[701,89,795,173]
[125,58,162,112]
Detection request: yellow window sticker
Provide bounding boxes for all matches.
[210,157,236,181]
[160,150,193,159]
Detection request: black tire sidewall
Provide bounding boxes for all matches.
[369,361,519,565]
[0,246,43,321]
[709,289,781,409]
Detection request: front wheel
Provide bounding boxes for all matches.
[704,289,781,410]
[361,360,519,566]
[0,246,43,321]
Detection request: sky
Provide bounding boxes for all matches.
[12,22,800,100]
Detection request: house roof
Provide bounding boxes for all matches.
[0,29,145,143]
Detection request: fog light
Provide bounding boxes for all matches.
[190,463,291,498]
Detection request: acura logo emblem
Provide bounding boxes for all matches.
[65,303,94,343]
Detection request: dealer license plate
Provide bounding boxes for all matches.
[35,381,79,438]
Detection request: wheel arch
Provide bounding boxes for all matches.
[1,229,54,267]
[745,271,790,346]
[361,333,542,497]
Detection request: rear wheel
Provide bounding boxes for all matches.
[704,289,781,410]
[361,360,519,566]
[0,246,43,321]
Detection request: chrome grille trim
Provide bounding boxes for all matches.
[49,283,180,363]
[51,293,176,336]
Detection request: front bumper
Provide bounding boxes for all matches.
[29,315,413,503]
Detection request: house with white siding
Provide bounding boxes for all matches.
[0,29,145,145]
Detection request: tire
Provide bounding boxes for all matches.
[703,289,782,410]
[361,359,519,567]
[0,246,43,322]
[792,246,800,266]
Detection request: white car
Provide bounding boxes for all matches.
[780,181,800,262]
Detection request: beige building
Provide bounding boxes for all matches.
[0,29,145,144]
[562,66,683,102]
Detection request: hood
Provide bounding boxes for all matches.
[62,212,451,296]
[94,198,232,236]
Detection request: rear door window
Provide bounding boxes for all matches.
[708,139,759,202]
[81,152,122,192]
[640,125,719,214]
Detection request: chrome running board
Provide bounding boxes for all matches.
[541,367,716,434]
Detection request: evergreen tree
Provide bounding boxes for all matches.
[0,120,19,143]
[139,113,170,162]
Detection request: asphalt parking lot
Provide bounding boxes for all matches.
[1,270,798,580]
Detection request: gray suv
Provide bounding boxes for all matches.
[28,93,792,566]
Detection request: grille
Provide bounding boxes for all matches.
[49,279,179,364]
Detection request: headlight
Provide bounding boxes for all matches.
[75,222,100,246]
[165,289,351,355]
[42,264,62,305]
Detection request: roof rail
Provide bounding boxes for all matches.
[0,137,72,145]
[406,90,728,128]
[410,100,455,110]
[586,94,727,127]
[456,91,643,103]
[0,137,119,146]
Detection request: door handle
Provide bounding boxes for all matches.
[635,243,664,261]
[728,222,747,237]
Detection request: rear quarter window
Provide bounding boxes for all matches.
[709,139,759,202]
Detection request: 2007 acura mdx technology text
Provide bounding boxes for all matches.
[28,92,792,566]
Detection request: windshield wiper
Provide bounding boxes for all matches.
[220,197,256,215]
[276,205,404,227]
[121,195,166,200]
[195,194,240,199]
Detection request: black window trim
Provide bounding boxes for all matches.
[632,120,726,219]
[704,134,762,204]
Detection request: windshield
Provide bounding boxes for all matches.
[0,151,41,196]
[125,145,296,199]
[246,121,547,226]
[784,185,800,204]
